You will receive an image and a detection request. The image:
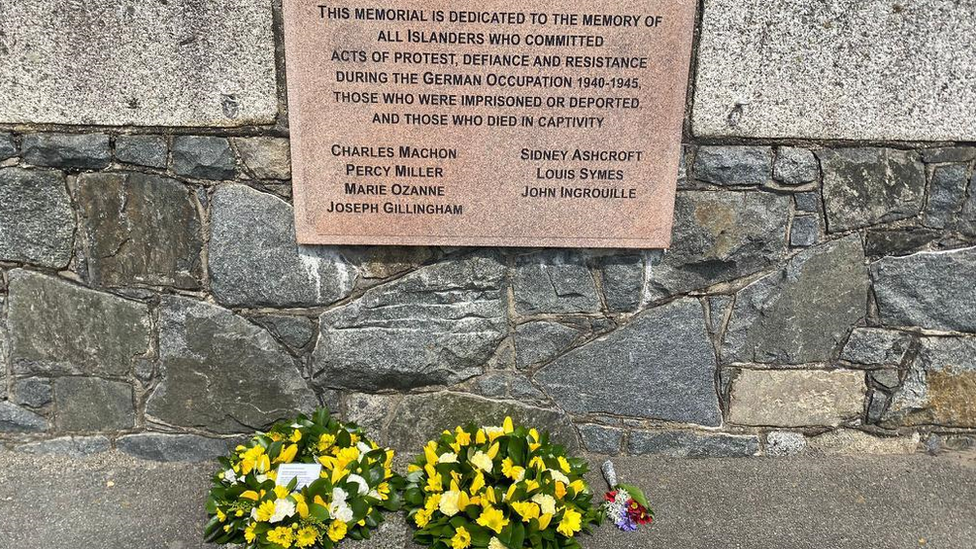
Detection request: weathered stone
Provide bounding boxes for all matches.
[628,430,760,458]
[13,378,52,408]
[870,370,901,391]
[76,172,202,289]
[115,135,168,168]
[597,255,644,312]
[344,246,436,280]
[841,328,913,366]
[209,184,358,307]
[514,321,580,368]
[765,431,807,457]
[0,401,48,432]
[0,0,276,126]
[728,369,866,427]
[774,147,819,185]
[513,251,600,314]
[808,430,919,455]
[923,164,969,229]
[794,192,821,213]
[922,147,976,164]
[16,436,111,457]
[789,215,820,248]
[312,254,507,390]
[171,136,236,180]
[508,376,547,402]
[536,299,721,426]
[871,247,976,332]
[54,377,134,431]
[819,149,926,232]
[693,146,772,186]
[707,295,732,336]
[147,296,317,433]
[722,236,868,364]
[693,0,976,141]
[116,433,238,462]
[646,191,790,299]
[255,315,315,350]
[7,270,151,377]
[864,229,942,258]
[866,390,889,423]
[343,393,397,439]
[473,374,509,398]
[22,133,110,169]
[0,168,74,268]
[578,424,623,454]
[233,137,291,180]
[0,133,16,160]
[886,337,976,428]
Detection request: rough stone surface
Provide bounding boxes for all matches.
[794,192,821,213]
[116,433,238,462]
[0,133,17,160]
[344,246,436,280]
[76,172,202,289]
[646,191,790,299]
[886,337,976,428]
[12,377,52,408]
[865,228,943,258]
[0,401,48,432]
[871,247,976,332]
[693,146,771,186]
[234,137,291,179]
[171,136,236,180]
[15,436,111,457]
[536,299,721,426]
[578,424,624,454]
[765,431,808,457]
[22,133,110,169]
[789,215,820,248]
[0,168,74,268]
[312,254,507,390]
[773,147,819,185]
[722,236,868,364]
[707,295,732,335]
[513,251,600,314]
[53,377,134,431]
[209,184,358,307]
[627,431,760,458]
[923,164,972,230]
[922,147,976,164]
[808,430,920,455]
[841,328,913,366]
[693,0,976,141]
[7,270,151,377]
[728,369,866,427]
[598,255,645,312]
[871,370,902,391]
[115,135,168,168]
[514,321,580,368]
[255,315,315,350]
[146,296,317,433]
[0,1,276,126]
[819,148,926,232]
[866,391,890,424]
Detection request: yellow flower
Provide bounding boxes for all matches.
[292,493,309,518]
[295,525,318,547]
[511,501,540,522]
[317,433,336,452]
[503,417,514,434]
[488,537,507,549]
[240,445,268,475]
[482,486,496,505]
[470,451,493,473]
[528,456,545,470]
[414,508,432,527]
[244,522,257,543]
[476,505,510,534]
[349,432,360,445]
[275,444,299,464]
[327,520,347,542]
[470,471,485,495]
[455,427,472,447]
[425,493,441,513]
[425,469,444,493]
[240,490,260,501]
[557,508,582,538]
[501,458,525,482]
[268,432,284,442]
[558,456,571,474]
[451,526,472,549]
[523,480,540,494]
[267,525,294,547]
[438,452,458,464]
[439,484,469,517]
[274,485,291,500]
[255,500,276,522]
[424,441,440,466]
[484,426,505,442]
[487,441,500,459]
[290,429,302,443]
[475,429,487,444]
[538,513,552,530]
[216,508,226,522]
[569,479,586,495]
[554,482,567,500]
[531,493,556,515]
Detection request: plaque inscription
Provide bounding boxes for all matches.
[283,0,696,247]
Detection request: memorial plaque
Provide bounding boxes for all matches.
[283,0,696,247]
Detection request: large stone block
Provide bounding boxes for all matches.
[312,254,508,390]
[209,184,358,307]
[0,401,48,432]
[76,172,202,289]
[722,236,869,364]
[53,377,134,431]
[694,0,976,141]
[886,337,976,428]
[22,133,111,170]
[646,191,789,299]
[147,297,317,433]
[0,168,74,268]
[513,251,601,315]
[535,299,721,426]
[728,369,866,427]
[871,247,976,332]
[819,149,926,232]
[627,430,760,458]
[7,270,151,377]
[0,0,276,126]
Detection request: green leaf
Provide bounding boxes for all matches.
[616,483,652,510]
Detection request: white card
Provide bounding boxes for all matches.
[276,463,322,490]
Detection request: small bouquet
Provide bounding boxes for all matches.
[600,461,653,532]
[403,417,602,549]
[204,409,403,548]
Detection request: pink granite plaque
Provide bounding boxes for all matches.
[283,0,696,247]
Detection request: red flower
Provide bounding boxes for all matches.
[604,490,617,502]
[627,501,653,524]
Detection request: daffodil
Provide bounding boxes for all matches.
[290,429,302,443]
[557,507,582,538]
[511,500,540,522]
[558,456,571,473]
[484,426,505,442]
[451,526,472,549]
[317,433,336,452]
[470,471,485,495]
[455,427,472,447]
[275,443,298,464]
[503,417,514,434]
[476,505,510,534]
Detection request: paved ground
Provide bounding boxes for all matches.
[1,450,974,549]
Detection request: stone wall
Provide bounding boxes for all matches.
[1,0,974,461]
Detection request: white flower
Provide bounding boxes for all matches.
[329,487,354,522]
[270,498,296,523]
[549,470,570,485]
[357,441,373,458]
[223,468,239,484]
[470,451,493,473]
[255,474,268,483]
[438,452,458,464]
[488,537,507,549]
[614,489,630,505]
[531,493,556,515]
[483,426,504,438]
[347,474,369,496]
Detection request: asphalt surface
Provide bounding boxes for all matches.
[1,450,974,549]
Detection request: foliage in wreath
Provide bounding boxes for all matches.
[204,409,403,548]
[403,417,602,549]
